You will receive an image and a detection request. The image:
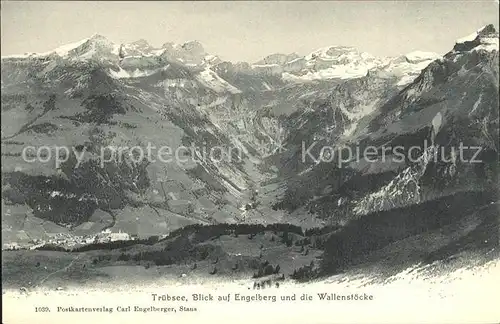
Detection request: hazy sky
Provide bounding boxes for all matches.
[1,1,498,62]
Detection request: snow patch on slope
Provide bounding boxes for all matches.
[283,65,371,81]
[196,68,241,94]
[456,32,479,44]
[109,67,162,79]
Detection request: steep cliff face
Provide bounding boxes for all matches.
[353,25,499,214]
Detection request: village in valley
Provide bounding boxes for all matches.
[3,229,139,251]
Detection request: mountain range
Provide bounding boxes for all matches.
[1,24,498,286]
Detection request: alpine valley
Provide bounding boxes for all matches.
[1,25,499,288]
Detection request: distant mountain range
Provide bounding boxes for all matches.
[2,32,441,86]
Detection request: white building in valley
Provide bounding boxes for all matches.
[95,229,131,243]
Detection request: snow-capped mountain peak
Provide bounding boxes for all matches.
[1,34,121,60]
[50,37,92,57]
[68,34,121,60]
[305,45,363,60]
[121,39,155,56]
[453,24,499,53]
[160,40,210,65]
[374,51,441,86]
[249,45,440,84]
